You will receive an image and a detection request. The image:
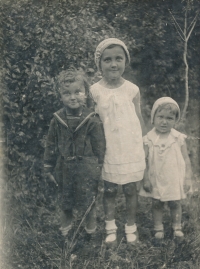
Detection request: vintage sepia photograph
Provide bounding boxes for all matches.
[0,0,200,268]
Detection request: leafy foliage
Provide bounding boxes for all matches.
[1,0,200,268]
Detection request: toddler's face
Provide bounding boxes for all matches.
[154,108,176,134]
[60,81,86,110]
[100,46,126,81]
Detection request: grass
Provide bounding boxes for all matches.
[1,173,200,269]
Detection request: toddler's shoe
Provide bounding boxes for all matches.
[125,223,139,245]
[172,224,184,242]
[173,229,184,242]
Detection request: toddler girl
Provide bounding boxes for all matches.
[140,97,192,240]
[44,68,106,237]
[90,38,146,246]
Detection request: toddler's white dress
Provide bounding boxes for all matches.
[90,80,145,184]
[139,128,187,201]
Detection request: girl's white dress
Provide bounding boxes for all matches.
[139,128,187,201]
[90,80,145,184]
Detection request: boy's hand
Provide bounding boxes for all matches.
[44,170,58,187]
[143,179,152,193]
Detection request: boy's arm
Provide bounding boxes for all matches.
[89,116,106,166]
[132,91,147,136]
[44,118,57,172]
[181,140,193,192]
[143,144,152,193]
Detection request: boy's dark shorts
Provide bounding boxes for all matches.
[60,157,101,212]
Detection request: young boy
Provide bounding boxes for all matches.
[44,68,106,237]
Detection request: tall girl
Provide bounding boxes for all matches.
[90,38,146,246]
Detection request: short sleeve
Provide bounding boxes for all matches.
[143,135,149,146]
[126,81,139,100]
[90,84,98,103]
[89,84,99,113]
[178,133,187,147]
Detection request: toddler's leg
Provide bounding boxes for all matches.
[123,182,139,244]
[103,181,118,245]
[168,200,183,238]
[152,199,164,239]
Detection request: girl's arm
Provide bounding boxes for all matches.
[133,91,147,136]
[143,144,152,193]
[181,140,193,192]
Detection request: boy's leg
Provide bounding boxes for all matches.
[123,182,139,244]
[60,163,74,235]
[168,200,183,237]
[60,209,73,233]
[152,199,164,239]
[85,202,97,233]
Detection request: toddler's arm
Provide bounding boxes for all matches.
[143,144,152,193]
[132,92,147,136]
[181,140,193,193]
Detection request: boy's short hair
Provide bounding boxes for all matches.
[156,103,179,120]
[56,67,93,108]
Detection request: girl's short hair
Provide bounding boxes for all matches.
[56,67,93,108]
[155,103,179,120]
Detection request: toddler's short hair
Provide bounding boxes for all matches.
[155,103,179,120]
[56,67,92,108]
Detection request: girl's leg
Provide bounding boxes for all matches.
[168,200,183,237]
[152,199,164,239]
[103,181,118,244]
[103,181,118,221]
[123,182,139,244]
[123,182,137,225]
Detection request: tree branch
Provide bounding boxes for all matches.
[169,9,185,40]
[186,11,199,41]
[187,10,199,32]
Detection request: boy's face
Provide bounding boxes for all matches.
[100,46,126,81]
[60,81,86,110]
[154,108,176,134]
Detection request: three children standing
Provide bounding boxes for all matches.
[44,38,192,247]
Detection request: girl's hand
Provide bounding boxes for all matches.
[143,179,152,193]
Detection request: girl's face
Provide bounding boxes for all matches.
[60,81,86,110]
[154,108,176,134]
[100,46,126,81]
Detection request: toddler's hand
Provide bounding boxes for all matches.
[143,179,152,193]
[183,184,190,194]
